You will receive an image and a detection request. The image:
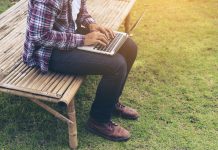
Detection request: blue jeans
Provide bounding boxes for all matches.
[49,30,137,123]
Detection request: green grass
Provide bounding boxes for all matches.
[0,0,218,149]
[0,0,15,13]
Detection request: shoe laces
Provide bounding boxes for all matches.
[116,102,125,109]
[108,121,118,129]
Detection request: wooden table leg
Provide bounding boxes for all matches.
[67,100,78,149]
[125,13,131,34]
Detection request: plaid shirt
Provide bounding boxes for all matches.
[23,0,95,73]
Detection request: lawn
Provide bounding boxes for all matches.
[0,0,218,150]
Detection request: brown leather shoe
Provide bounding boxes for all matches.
[86,118,130,141]
[114,102,139,120]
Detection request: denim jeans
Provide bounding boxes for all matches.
[48,29,137,123]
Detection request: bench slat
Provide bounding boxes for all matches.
[87,0,135,30]
[0,63,79,99]
[0,86,59,102]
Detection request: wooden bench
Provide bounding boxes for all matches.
[0,0,136,149]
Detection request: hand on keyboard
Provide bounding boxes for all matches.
[88,24,115,40]
[84,31,110,46]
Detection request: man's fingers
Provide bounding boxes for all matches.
[96,32,107,39]
[96,40,106,46]
[96,32,109,44]
[106,28,115,39]
[98,27,112,40]
[101,28,110,40]
[99,36,109,45]
[110,29,115,38]
[84,31,112,46]
[94,25,115,39]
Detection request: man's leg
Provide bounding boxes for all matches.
[117,38,138,97]
[113,38,139,120]
[76,27,138,98]
[49,49,127,123]
[49,49,131,141]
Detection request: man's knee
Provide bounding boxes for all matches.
[112,55,127,76]
[128,38,138,57]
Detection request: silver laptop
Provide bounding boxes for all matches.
[77,31,128,56]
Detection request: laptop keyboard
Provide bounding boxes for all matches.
[93,33,122,52]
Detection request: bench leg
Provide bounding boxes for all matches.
[125,13,131,34]
[29,98,78,149]
[67,100,78,149]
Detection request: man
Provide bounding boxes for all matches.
[23,0,139,141]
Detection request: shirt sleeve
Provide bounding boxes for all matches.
[77,0,96,27]
[29,1,85,50]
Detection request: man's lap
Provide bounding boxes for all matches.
[48,37,137,75]
[48,47,126,75]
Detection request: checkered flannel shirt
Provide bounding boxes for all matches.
[23,0,95,73]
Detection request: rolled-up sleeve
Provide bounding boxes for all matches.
[29,1,85,50]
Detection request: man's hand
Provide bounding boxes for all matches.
[84,31,109,46]
[89,24,115,40]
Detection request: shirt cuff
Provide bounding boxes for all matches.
[83,17,96,27]
[74,34,85,47]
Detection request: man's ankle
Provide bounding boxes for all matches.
[114,102,139,120]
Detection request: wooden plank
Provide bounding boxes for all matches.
[30,72,53,90]
[0,84,61,99]
[47,75,65,93]
[2,64,28,84]
[41,74,62,91]
[58,77,84,106]
[52,75,70,93]
[37,74,57,91]
[12,67,32,85]
[19,69,40,87]
[0,87,58,103]
[56,76,75,97]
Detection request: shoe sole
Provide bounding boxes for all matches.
[86,125,130,142]
[113,112,139,120]
[121,114,139,120]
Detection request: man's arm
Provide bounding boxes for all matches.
[77,0,115,39]
[77,0,96,28]
[29,1,85,50]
